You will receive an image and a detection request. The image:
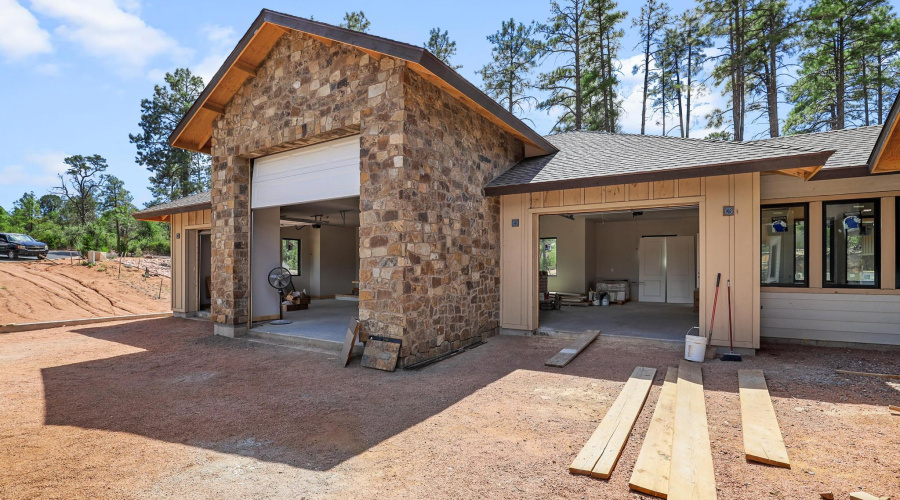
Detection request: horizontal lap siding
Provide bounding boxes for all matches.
[761,292,900,345]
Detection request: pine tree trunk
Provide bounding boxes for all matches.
[674,58,684,138]
[862,58,869,126]
[767,40,779,137]
[641,13,651,135]
[877,54,884,124]
[835,25,846,130]
[686,38,692,138]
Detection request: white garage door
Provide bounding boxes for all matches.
[251,135,360,209]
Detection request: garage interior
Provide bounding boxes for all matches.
[246,136,362,348]
[537,206,700,341]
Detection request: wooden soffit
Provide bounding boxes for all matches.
[169,10,557,156]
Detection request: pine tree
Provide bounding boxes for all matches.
[786,0,886,133]
[99,176,137,254]
[425,28,461,70]
[746,0,797,137]
[677,10,710,138]
[583,0,627,132]
[538,0,595,131]
[631,0,670,135]
[11,192,40,233]
[701,0,752,140]
[478,19,542,116]
[130,68,209,205]
[851,5,900,125]
[340,11,370,32]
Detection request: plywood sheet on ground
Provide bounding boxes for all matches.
[569,366,656,478]
[545,330,600,367]
[340,318,360,367]
[669,360,716,500]
[629,366,678,498]
[738,370,790,468]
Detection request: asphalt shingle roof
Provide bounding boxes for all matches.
[485,131,834,194]
[747,125,882,171]
[132,191,211,220]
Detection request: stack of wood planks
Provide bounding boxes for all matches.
[626,361,717,500]
[571,362,792,499]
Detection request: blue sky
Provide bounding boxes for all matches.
[0,0,896,209]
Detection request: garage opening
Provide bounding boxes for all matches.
[247,136,362,349]
[537,206,700,341]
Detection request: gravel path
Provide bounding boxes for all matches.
[0,319,897,499]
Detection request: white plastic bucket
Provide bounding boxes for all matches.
[684,334,707,362]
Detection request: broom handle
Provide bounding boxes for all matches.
[708,273,721,341]
[727,279,734,352]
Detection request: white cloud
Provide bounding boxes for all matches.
[0,0,52,60]
[0,151,68,189]
[193,24,239,84]
[29,0,183,74]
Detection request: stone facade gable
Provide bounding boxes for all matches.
[207,29,524,365]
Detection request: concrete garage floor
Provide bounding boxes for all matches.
[249,299,361,351]
[539,301,698,341]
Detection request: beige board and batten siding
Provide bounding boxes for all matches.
[760,174,900,345]
[500,174,762,349]
[169,209,212,313]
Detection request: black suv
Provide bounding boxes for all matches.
[0,233,49,259]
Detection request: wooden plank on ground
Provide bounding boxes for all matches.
[836,369,900,380]
[569,366,656,478]
[339,318,360,367]
[738,370,791,468]
[669,360,717,500]
[629,366,678,498]
[849,492,888,500]
[546,330,600,367]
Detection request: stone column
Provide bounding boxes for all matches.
[210,153,251,337]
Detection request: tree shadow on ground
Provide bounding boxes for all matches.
[40,317,899,471]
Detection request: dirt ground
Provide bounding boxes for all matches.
[0,260,171,324]
[0,319,897,500]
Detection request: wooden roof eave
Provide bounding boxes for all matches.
[869,92,900,174]
[168,9,557,157]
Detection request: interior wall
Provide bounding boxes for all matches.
[591,214,699,299]
[278,224,358,297]
[251,207,282,321]
[539,215,586,293]
[317,225,359,296]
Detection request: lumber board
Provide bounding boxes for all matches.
[545,330,600,367]
[849,492,886,500]
[835,369,900,380]
[629,367,678,499]
[569,366,656,478]
[339,318,360,367]
[738,370,791,468]
[889,405,900,412]
[669,361,717,500]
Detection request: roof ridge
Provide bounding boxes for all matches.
[546,130,829,154]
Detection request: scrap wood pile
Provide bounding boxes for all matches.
[569,362,791,500]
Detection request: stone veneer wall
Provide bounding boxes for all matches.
[387,71,524,365]
[208,29,524,364]
[209,31,405,336]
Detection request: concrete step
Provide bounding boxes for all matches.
[245,329,363,355]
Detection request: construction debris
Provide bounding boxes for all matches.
[819,493,834,500]
[850,492,890,500]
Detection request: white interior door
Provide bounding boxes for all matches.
[666,235,696,304]
[639,237,667,303]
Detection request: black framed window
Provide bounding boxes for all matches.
[539,237,557,277]
[823,200,879,288]
[281,238,300,276]
[761,204,808,286]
